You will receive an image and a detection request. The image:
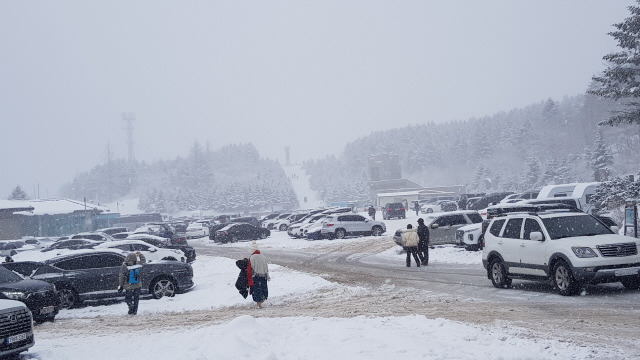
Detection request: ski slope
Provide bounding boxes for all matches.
[282,163,324,209]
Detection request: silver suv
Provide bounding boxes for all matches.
[482,210,640,295]
[320,214,386,239]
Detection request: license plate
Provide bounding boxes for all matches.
[40,306,55,315]
[7,333,26,344]
[615,268,638,277]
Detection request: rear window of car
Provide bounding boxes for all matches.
[467,213,483,223]
[489,219,506,237]
[387,203,404,209]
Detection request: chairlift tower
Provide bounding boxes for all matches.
[122,113,135,162]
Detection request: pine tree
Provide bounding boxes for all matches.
[592,128,614,181]
[522,156,542,191]
[8,185,29,200]
[589,1,640,125]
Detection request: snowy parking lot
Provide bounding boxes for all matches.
[24,215,640,359]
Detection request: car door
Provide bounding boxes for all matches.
[446,215,469,244]
[499,218,525,274]
[429,216,450,245]
[517,218,548,276]
[351,215,368,234]
[53,255,109,297]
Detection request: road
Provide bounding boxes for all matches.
[193,238,640,357]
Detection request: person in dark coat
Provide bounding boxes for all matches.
[417,218,430,265]
[235,258,250,299]
[414,202,420,216]
[368,206,376,220]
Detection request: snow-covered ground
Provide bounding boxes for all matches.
[28,253,615,360]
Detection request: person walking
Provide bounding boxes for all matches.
[247,241,270,308]
[118,251,146,315]
[368,205,376,220]
[401,224,420,267]
[417,218,430,266]
[414,202,420,216]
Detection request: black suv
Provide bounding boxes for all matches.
[382,203,406,220]
[0,264,59,323]
[468,192,515,210]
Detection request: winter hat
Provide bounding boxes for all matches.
[250,241,260,252]
[125,253,137,265]
[417,218,424,224]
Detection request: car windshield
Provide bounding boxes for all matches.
[0,266,24,283]
[542,215,613,240]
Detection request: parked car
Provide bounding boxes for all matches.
[482,210,640,295]
[185,222,210,239]
[262,213,292,230]
[273,213,309,231]
[382,203,406,220]
[71,232,116,242]
[467,192,515,211]
[126,234,196,263]
[208,223,229,241]
[13,250,194,308]
[215,223,270,243]
[229,216,260,227]
[95,227,129,236]
[94,240,186,262]
[320,214,386,239]
[288,214,326,238]
[112,232,133,239]
[421,200,458,214]
[0,299,35,357]
[0,264,59,323]
[0,241,38,258]
[133,223,175,238]
[394,210,483,247]
[41,239,104,252]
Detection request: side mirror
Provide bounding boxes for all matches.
[149,248,157,253]
[610,226,619,234]
[431,223,439,229]
[530,231,544,241]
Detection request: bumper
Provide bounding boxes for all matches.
[572,265,640,284]
[0,333,34,357]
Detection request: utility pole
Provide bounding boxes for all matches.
[122,113,135,162]
[107,143,113,202]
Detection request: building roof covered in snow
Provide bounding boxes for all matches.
[0,199,110,216]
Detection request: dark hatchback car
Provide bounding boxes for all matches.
[126,234,196,263]
[6,250,194,308]
[229,217,260,227]
[215,223,270,243]
[41,239,103,252]
[382,203,406,220]
[0,265,59,323]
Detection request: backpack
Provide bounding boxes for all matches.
[127,264,142,284]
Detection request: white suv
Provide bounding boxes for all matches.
[482,210,640,295]
[320,214,386,239]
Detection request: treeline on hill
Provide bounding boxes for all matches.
[305,91,640,201]
[61,143,298,213]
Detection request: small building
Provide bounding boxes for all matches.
[0,199,114,239]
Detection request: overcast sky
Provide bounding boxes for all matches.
[0,1,633,198]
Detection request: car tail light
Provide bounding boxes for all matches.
[401,208,405,210]
[326,223,334,227]
[388,209,392,211]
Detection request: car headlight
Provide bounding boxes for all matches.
[572,247,598,258]
[2,291,27,300]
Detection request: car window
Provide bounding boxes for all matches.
[502,218,523,239]
[489,219,505,237]
[353,215,366,222]
[100,254,125,267]
[0,266,23,283]
[542,215,613,240]
[435,216,449,226]
[337,215,347,222]
[54,256,92,270]
[449,215,467,226]
[523,219,544,240]
[131,244,150,251]
[114,244,131,251]
[467,213,483,223]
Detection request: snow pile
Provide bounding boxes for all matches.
[55,257,335,319]
[33,315,608,360]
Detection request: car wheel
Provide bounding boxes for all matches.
[335,229,346,239]
[150,277,177,299]
[260,231,268,239]
[489,259,511,288]
[553,261,579,296]
[426,208,433,213]
[620,276,640,290]
[279,224,288,231]
[371,226,383,236]
[58,286,81,309]
[162,257,178,261]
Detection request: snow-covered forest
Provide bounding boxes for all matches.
[305,92,639,203]
[60,143,298,213]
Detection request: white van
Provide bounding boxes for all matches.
[536,182,601,214]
